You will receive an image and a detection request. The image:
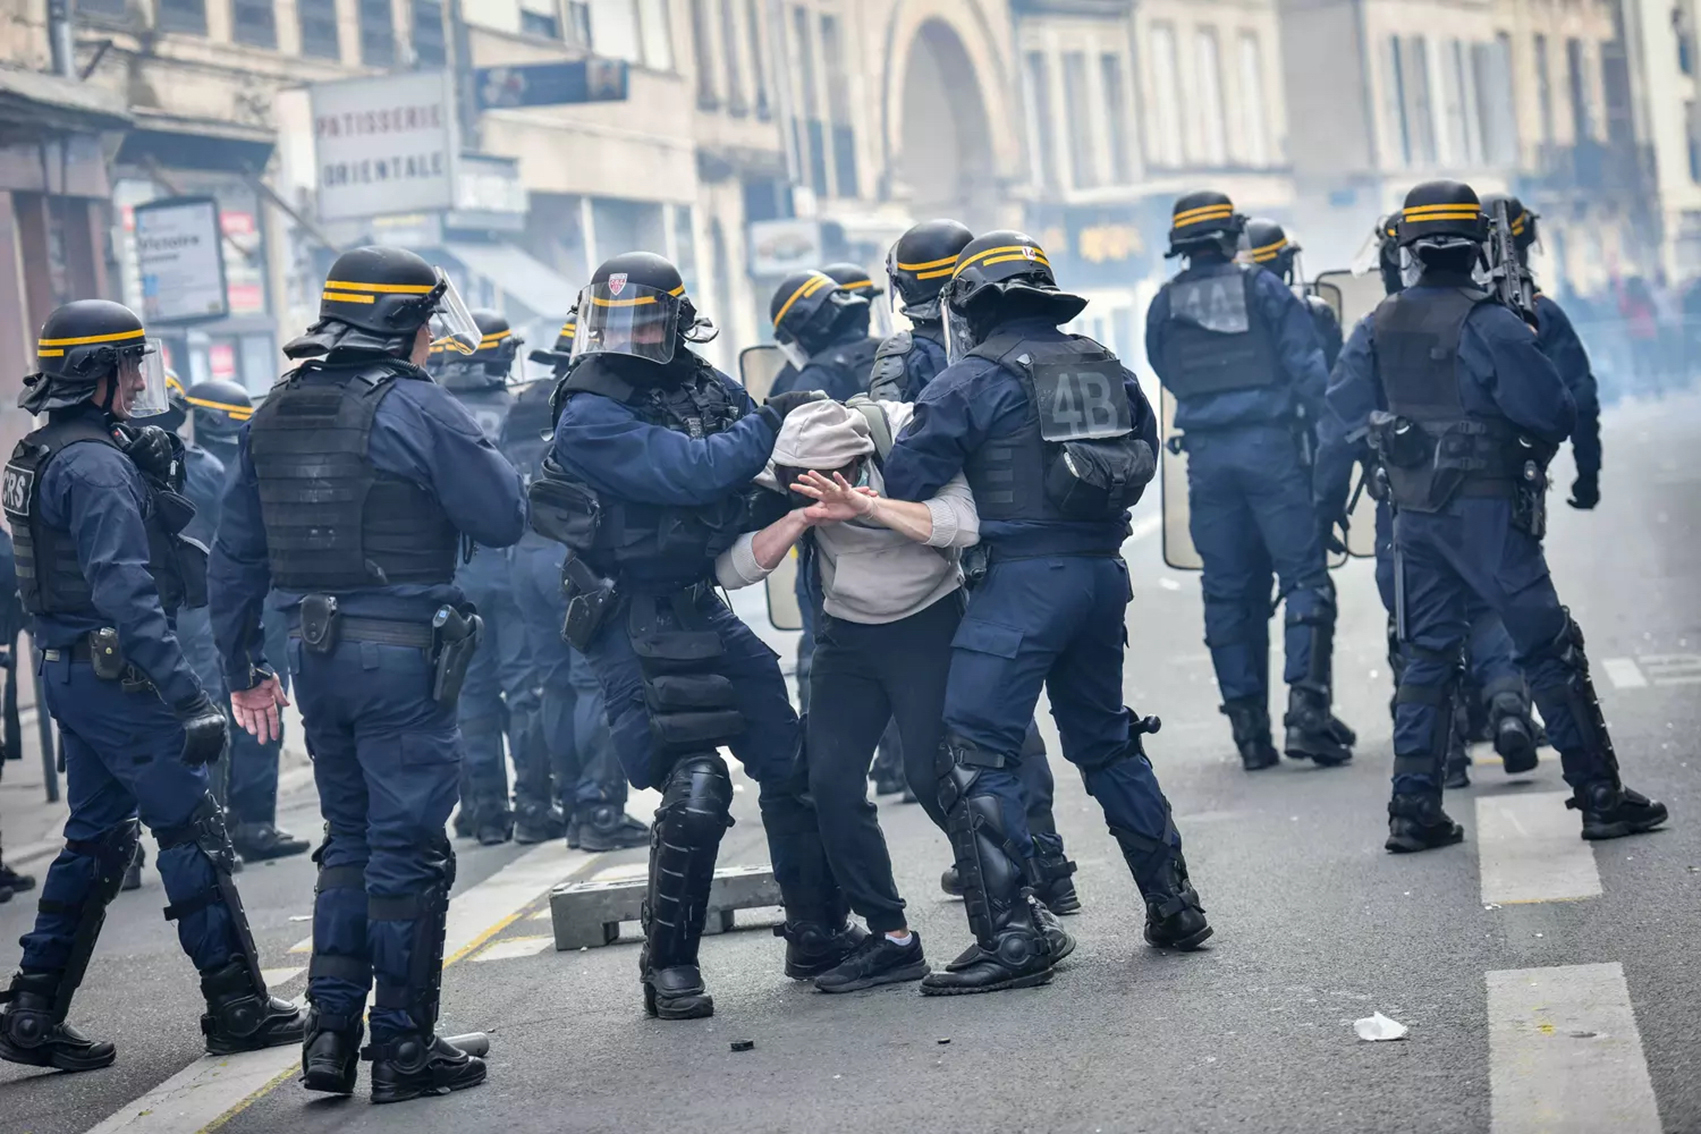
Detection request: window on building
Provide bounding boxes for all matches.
[1023,50,1058,190]
[567,1,592,46]
[415,1,448,64]
[746,0,769,118]
[791,7,828,198]
[1401,36,1437,165]
[231,0,277,47]
[672,205,698,297]
[1194,28,1227,166]
[520,9,560,40]
[719,0,747,114]
[157,0,207,35]
[1236,32,1269,167]
[1147,24,1184,168]
[589,0,642,62]
[1535,34,1554,144]
[1440,39,1470,164]
[1061,52,1096,189]
[1457,39,1484,163]
[821,14,856,197]
[637,0,674,70]
[1384,35,1410,166]
[1474,35,1519,164]
[359,0,395,66]
[691,0,718,106]
[299,0,340,58]
[76,0,125,18]
[1100,53,1132,184]
[1566,37,1592,142]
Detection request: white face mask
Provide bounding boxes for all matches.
[777,340,810,371]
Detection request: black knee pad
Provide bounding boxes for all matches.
[657,753,734,845]
[1391,644,1463,782]
[156,795,266,989]
[936,734,1009,816]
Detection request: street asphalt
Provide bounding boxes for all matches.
[1,393,1697,1134]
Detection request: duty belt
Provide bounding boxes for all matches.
[42,633,155,692]
[286,611,435,649]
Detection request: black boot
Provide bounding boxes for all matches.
[0,970,116,1072]
[575,804,650,852]
[513,802,566,845]
[300,1008,363,1095]
[1568,782,1669,841]
[565,809,582,850]
[475,811,514,846]
[1030,833,1082,915]
[200,959,308,1055]
[641,755,733,1020]
[1283,686,1354,766]
[366,1032,486,1105]
[1487,690,1540,775]
[232,822,311,863]
[940,865,963,897]
[1221,697,1279,771]
[1444,701,1472,789]
[779,920,868,980]
[1109,823,1212,951]
[0,862,36,900]
[1385,792,1465,853]
[122,844,144,892]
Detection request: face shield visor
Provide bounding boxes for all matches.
[943,282,980,364]
[428,269,481,356]
[115,341,169,419]
[776,339,811,371]
[570,281,681,366]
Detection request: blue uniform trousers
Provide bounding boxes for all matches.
[511,541,625,808]
[21,656,237,974]
[1185,424,1334,701]
[288,635,461,1042]
[943,556,1176,862]
[455,549,542,817]
[177,605,284,825]
[1392,499,1611,793]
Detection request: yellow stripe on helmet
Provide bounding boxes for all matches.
[478,330,512,346]
[1402,204,1484,221]
[838,279,875,291]
[1248,237,1289,263]
[590,294,661,308]
[323,290,376,304]
[952,245,1050,279]
[184,395,254,420]
[1172,203,1236,227]
[772,272,834,329]
[322,279,438,295]
[37,348,64,357]
[38,327,146,348]
[896,253,960,273]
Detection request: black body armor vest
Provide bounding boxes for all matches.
[247,360,458,591]
[1160,262,1280,398]
[3,415,202,616]
[1371,287,1520,512]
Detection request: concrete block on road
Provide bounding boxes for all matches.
[549,863,782,950]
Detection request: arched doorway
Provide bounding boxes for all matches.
[897,19,997,231]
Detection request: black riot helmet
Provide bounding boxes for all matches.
[528,308,578,374]
[19,299,169,418]
[1243,218,1302,284]
[770,270,868,362]
[159,370,191,434]
[1479,192,1540,259]
[886,219,974,323]
[941,230,1087,360]
[185,378,254,444]
[572,252,713,368]
[1167,191,1245,259]
[430,308,521,389]
[1395,180,1487,250]
[822,262,883,303]
[284,245,481,362]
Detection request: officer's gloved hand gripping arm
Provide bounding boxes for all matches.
[208,428,288,743]
[1313,315,1381,525]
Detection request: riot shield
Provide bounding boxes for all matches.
[738,344,787,404]
[1158,384,1201,570]
[765,545,803,632]
[1312,270,1385,332]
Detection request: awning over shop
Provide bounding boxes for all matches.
[0,66,129,134]
[116,111,275,174]
[442,240,579,321]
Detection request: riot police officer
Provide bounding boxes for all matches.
[869,220,972,404]
[769,270,882,401]
[164,377,310,862]
[1,300,304,1072]
[1146,192,1356,772]
[210,247,526,1102]
[1244,218,1344,370]
[530,252,855,1019]
[429,311,557,846]
[1316,181,1668,851]
[884,231,1209,995]
[516,318,648,851]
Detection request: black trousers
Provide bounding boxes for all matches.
[806,593,962,933]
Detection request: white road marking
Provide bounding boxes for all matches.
[81,841,591,1134]
[1601,657,1648,689]
[1636,653,1701,685]
[258,966,303,987]
[1476,792,1601,906]
[285,935,312,955]
[470,934,554,963]
[1487,963,1662,1134]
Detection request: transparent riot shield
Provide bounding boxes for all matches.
[1311,269,1384,561]
[765,545,804,632]
[1158,384,1201,570]
[738,344,787,404]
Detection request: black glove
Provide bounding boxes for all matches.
[120,424,183,487]
[764,390,827,420]
[176,693,230,768]
[1317,505,1348,556]
[1567,472,1599,510]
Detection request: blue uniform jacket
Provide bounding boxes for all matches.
[1145,261,1330,431]
[1534,293,1602,477]
[883,317,1159,555]
[209,372,527,692]
[898,327,950,402]
[1314,290,1578,520]
[29,412,204,710]
[549,362,778,586]
[770,327,874,403]
[181,444,226,547]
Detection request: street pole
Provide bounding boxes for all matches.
[47,0,75,79]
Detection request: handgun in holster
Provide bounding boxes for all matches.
[960,545,990,591]
[431,605,483,705]
[560,554,617,653]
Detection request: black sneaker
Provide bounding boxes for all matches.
[576,806,650,852]
[0,863,36,897]
[232,823,311,863]
[815,931,929,994]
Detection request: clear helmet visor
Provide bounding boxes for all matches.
[943,302,979,364]
[428,268,481,356]
[117,341,169,419]
[570,281,681,365]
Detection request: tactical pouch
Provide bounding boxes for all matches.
[1044,438,1155,520]
[298,594,341,655]
[88,627,125,681]
[560,555,617,652]
[431,605,483,705]
[961,545,990,590]
[629,594,746,768]
[527,459,602,549]
[1511,460,1548,539]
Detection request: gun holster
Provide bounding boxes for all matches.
[431,605,483,705]
[561,555,618,653]
[1511,460,1549,540]
[961,545,990,591]
[299,594,341,655]
[88,627,125,681]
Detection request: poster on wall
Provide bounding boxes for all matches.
[134,196,229,326]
